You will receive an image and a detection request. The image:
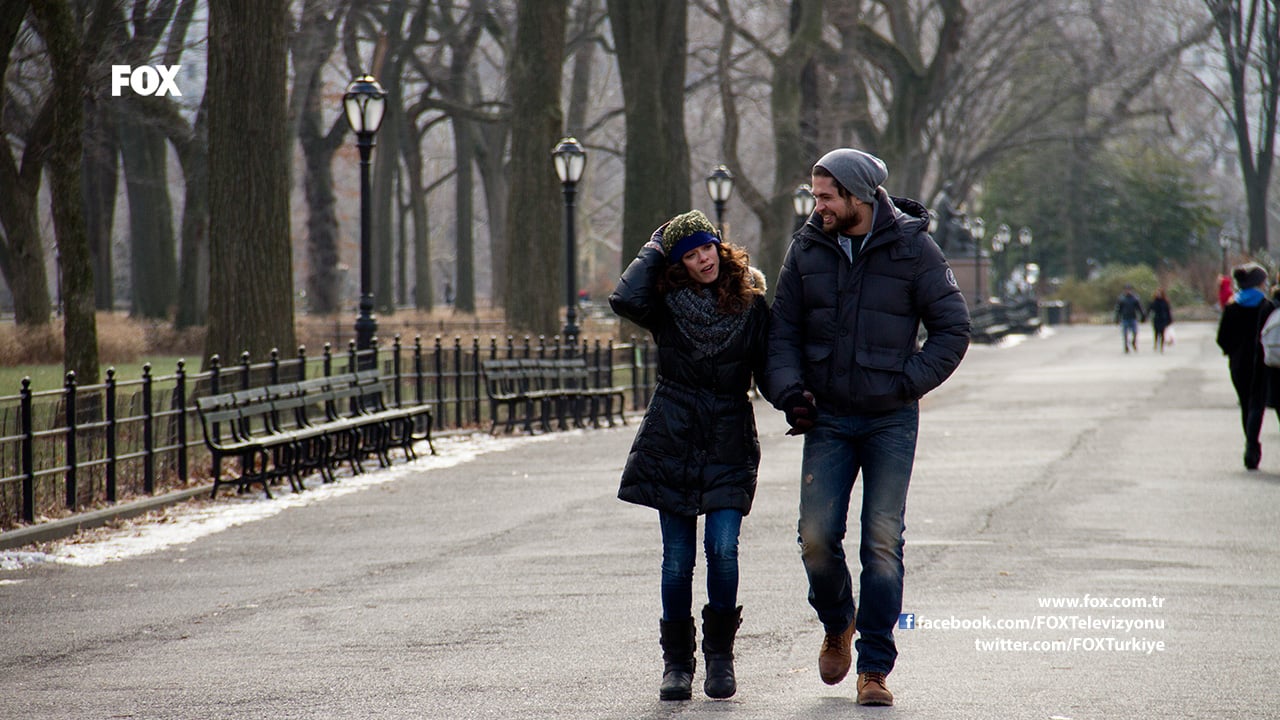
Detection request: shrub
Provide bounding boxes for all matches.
[1052,263,1206,317]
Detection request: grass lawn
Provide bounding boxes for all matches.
[0,357,189,396]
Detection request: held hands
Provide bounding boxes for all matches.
[784,391,818,436]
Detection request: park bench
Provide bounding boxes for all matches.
[195,388,307,498]
[480,357,627,435]
[195,372,434,498]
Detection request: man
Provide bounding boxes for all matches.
[766,148,970,706]
[1114,284,1146,353]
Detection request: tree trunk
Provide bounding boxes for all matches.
[0,175,53,326]
[293,0,346,316]
[0,3,53,327]
[474,118,507,311]
[607,0,692,264]
[452,117,476,312]
[402,125,432,312]
[82,97,118,311]
[300,104,343,315]
[30,0,99,382]
[205,0,295,365]
[713,0,821,286]
[370,82,400,317]
[174,104,209,329]
[117,112,178,319]
[1208,0,1279,253]
[503,0,567,336]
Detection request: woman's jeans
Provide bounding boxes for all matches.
[658,508,743,621]
[797,403,917,675]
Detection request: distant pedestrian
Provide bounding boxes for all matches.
[1115,284,1146,353]
[1148,289,1173,352]
[1216,263,1273,470]
[608,209,773,701]
[766,147,970,707]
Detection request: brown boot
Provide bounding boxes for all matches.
[817,621,855,685]
[857,671,894,706]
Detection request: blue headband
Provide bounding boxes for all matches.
[667,230,720,264]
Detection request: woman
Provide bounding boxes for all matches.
[608,209,772,701]
[1216,263,1274,469]
[1149,288,1173,352]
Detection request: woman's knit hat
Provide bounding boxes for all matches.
[1233,262,1268,289]
[662,209,720,264]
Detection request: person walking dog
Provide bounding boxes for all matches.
[609,209,773,701]
[766,148,970,706]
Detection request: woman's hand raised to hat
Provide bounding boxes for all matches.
[644,222,670,253]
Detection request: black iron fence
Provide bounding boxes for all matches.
[0,334,656,530]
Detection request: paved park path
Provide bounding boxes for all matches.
[2,321,1277,719]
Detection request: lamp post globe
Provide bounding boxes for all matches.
[343,74,387,356]
[552,137,587,349]
[706,165,734,237]
[1018,226,1033,296]
[992,224,1010,299]
[793,183,815,231]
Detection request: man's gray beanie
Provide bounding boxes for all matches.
[814,148,887,203]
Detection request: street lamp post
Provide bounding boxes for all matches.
[552,136,587,349]
[793,184,815,232]
[1018,226,1033,296]
[343,74,387,355]
[706,165,734,237]
[971,217,985,304]
[992,224,1010,300]
[1219,231,1231,276]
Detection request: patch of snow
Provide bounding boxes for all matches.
[0,431,566,570]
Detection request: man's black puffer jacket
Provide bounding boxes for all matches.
[609,246,771,517]
[766,188,970,415]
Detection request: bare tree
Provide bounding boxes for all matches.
[0,3,54,326]
[293,0,351,315]
[205,0,295,364]
[29,0,106,382]
[504,0,568,335]
[607,0,693,262]
[937,0,1214,274]
[1202,0,1278,253]
[702,0,824,284]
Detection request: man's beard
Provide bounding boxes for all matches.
[830,203,863,235]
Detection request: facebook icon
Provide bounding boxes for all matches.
[898,613,916,630]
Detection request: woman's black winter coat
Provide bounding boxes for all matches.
[1217,296,1280,409]
[608,246,772,517]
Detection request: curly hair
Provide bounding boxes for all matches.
[658,242,764,315]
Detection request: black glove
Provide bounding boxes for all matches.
[783,391,818,436]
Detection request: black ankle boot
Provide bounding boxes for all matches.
[1245,441,1261,470]
[701,604,742,699]
[658,617,696,700]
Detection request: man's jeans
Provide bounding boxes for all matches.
[1121,318,1139,348]
[658,508,743,621]
[797,403,917,675]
